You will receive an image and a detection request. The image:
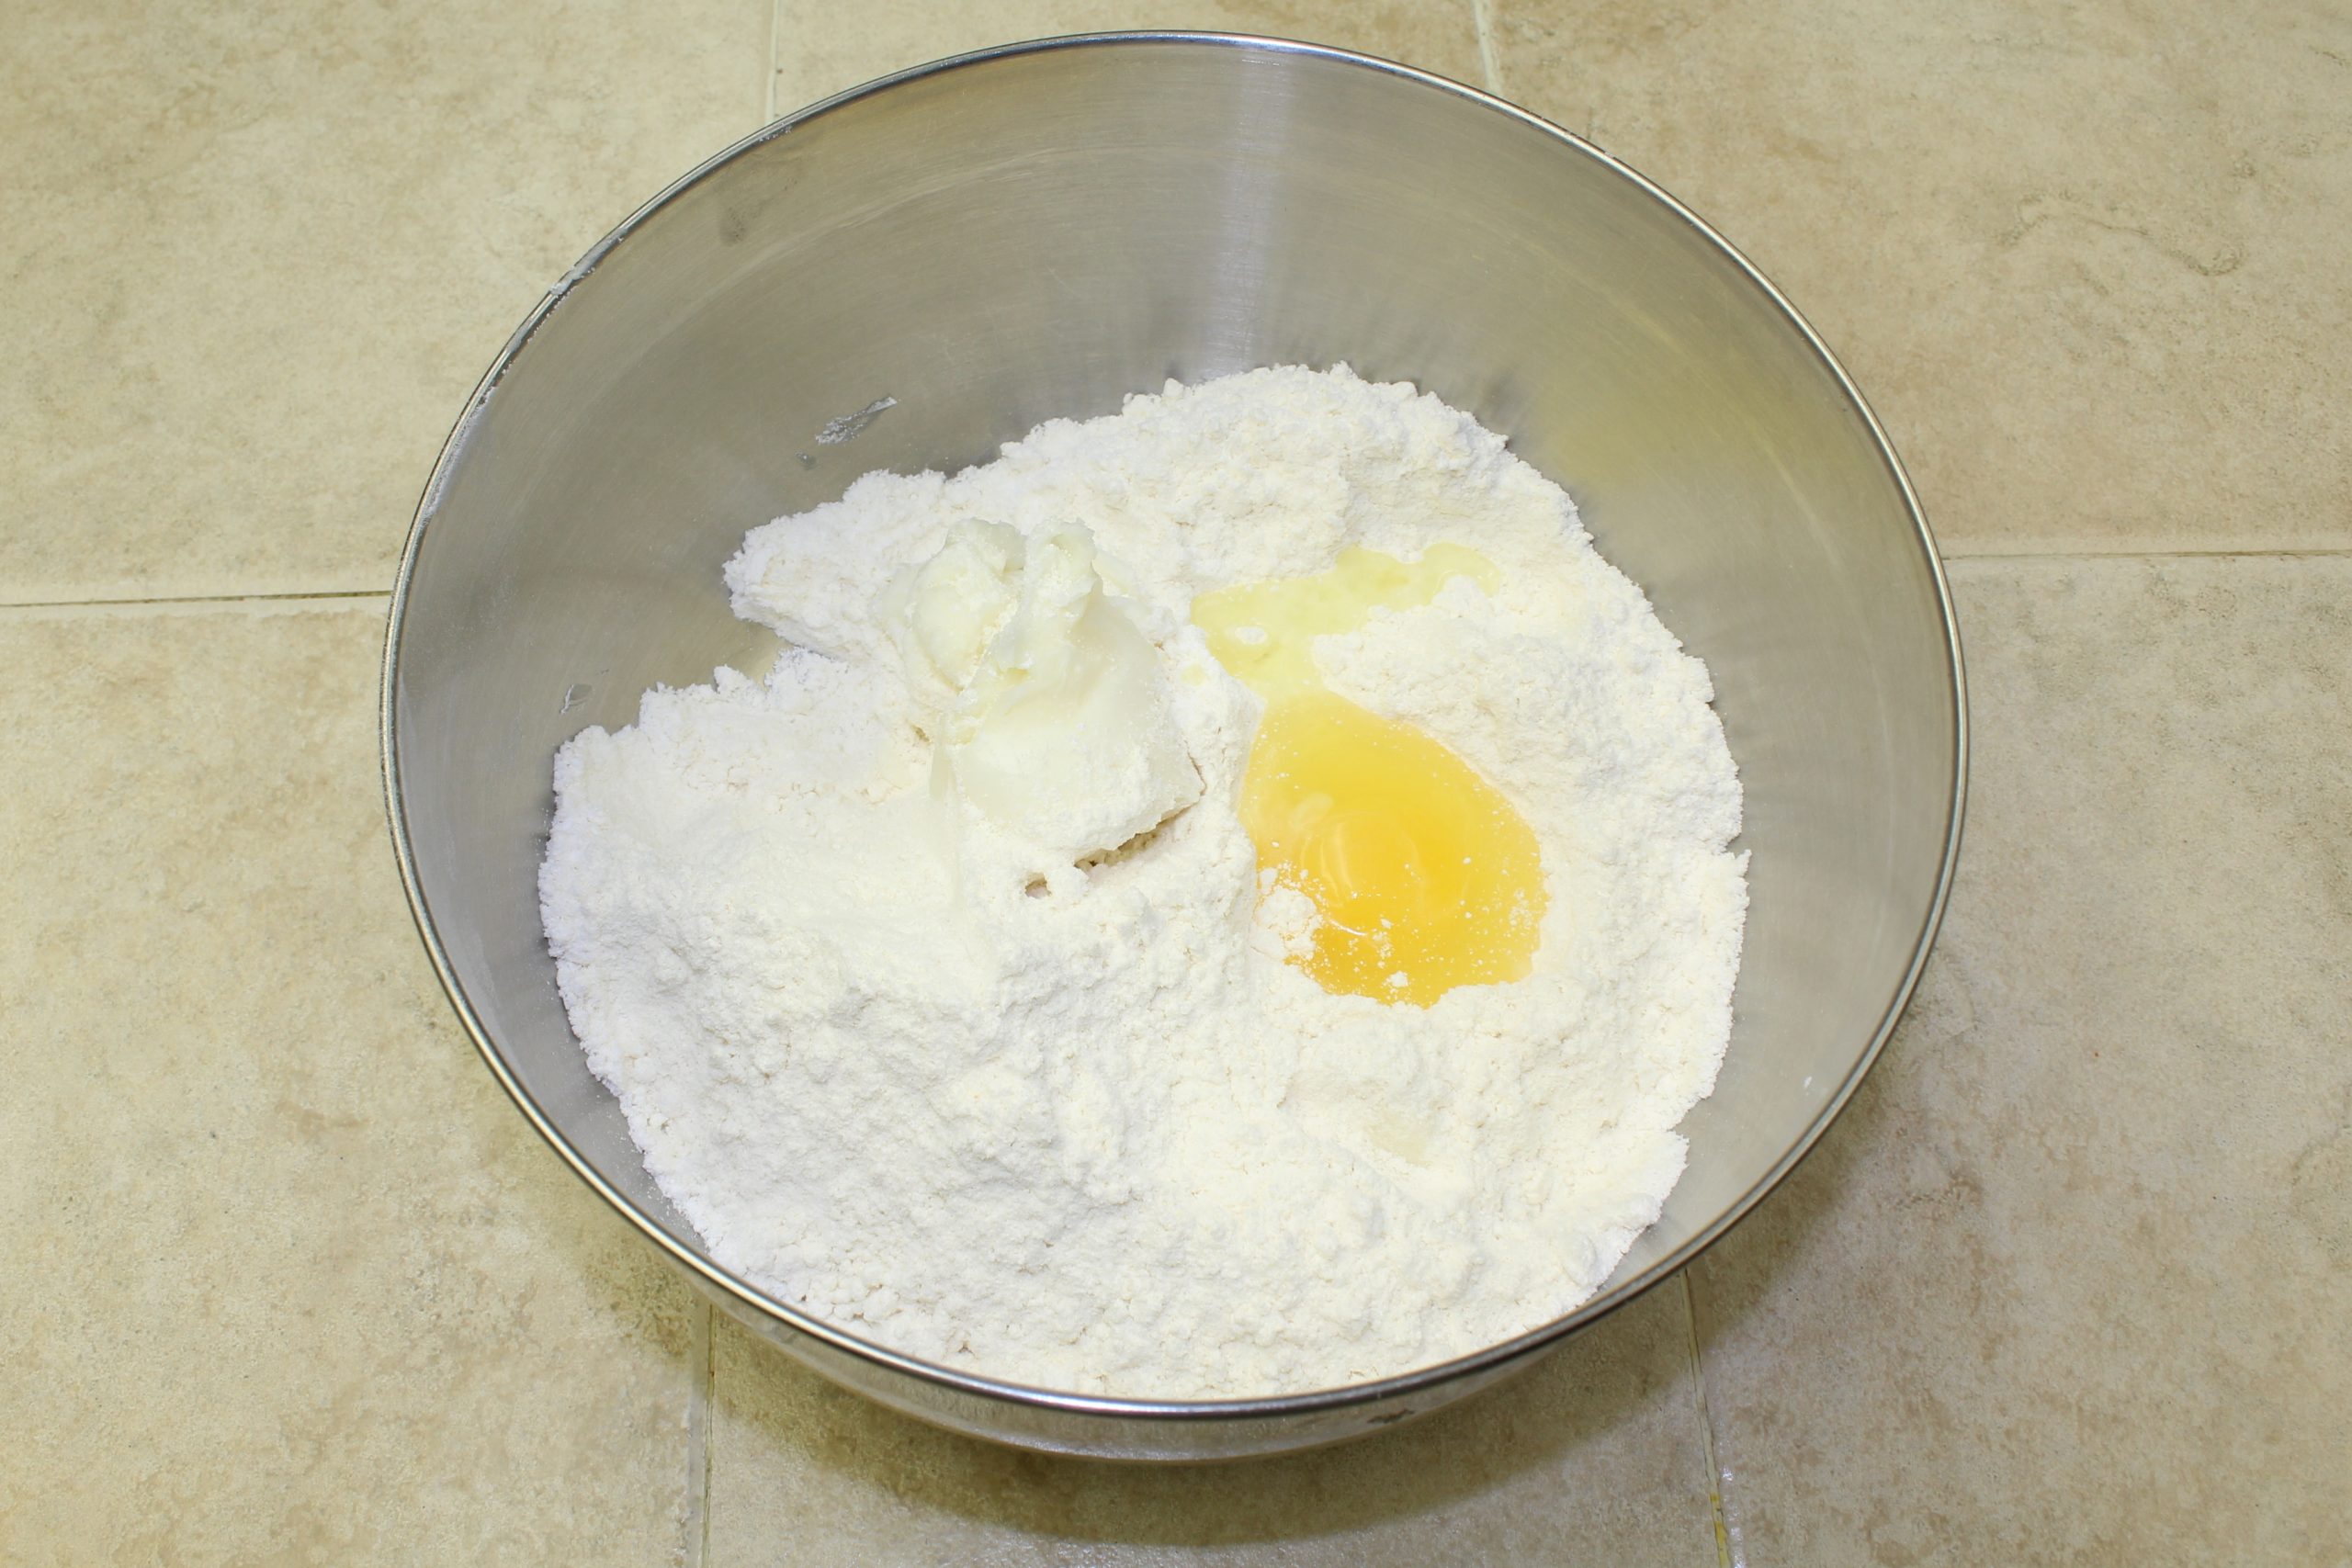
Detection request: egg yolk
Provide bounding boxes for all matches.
[1192,547,1546,1007]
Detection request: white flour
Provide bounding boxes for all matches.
[539,366,1746,1397]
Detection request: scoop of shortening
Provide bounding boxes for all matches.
[881,519,1201,863]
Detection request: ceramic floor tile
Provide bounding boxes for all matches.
[0,603,699,1564]
[706,1283,1716,1566]
[1686,557,2352,1564]
[770,0,1487,117]
[1,0,769,604]
[1489,0,2352,555]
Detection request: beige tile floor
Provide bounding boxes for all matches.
[3,1,2345,1562]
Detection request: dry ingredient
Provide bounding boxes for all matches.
[538,366,1746,1397]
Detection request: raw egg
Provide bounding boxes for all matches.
[1193,547,1545,1006]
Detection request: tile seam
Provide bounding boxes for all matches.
[6,545,2342,619]
[1941,546,2352,562]
[0,588,391,613]
[684,1299,715,1568]
[763,0,782,121]
[1471,0,1504,94]
[1680,1271,1738,1568]
[0,592,390,624]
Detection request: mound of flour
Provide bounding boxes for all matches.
[538,366,1746,1397]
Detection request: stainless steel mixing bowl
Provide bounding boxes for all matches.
[382,33,1964,1461]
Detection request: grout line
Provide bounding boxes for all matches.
[4,541,2328,616]
[1471,0,1505,95]
[1680,1271,1738,1568]
[0,590,391,624]
[0,587,390,613]
[1941,545,2352,563]
[684,1298,715,1568]
[763,0,782,122]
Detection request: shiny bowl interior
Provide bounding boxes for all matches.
[382,33,1965,1461]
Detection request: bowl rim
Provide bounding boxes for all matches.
[381,28,1969,1426]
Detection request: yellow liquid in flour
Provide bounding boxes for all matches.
[1192,547,1546,1007]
